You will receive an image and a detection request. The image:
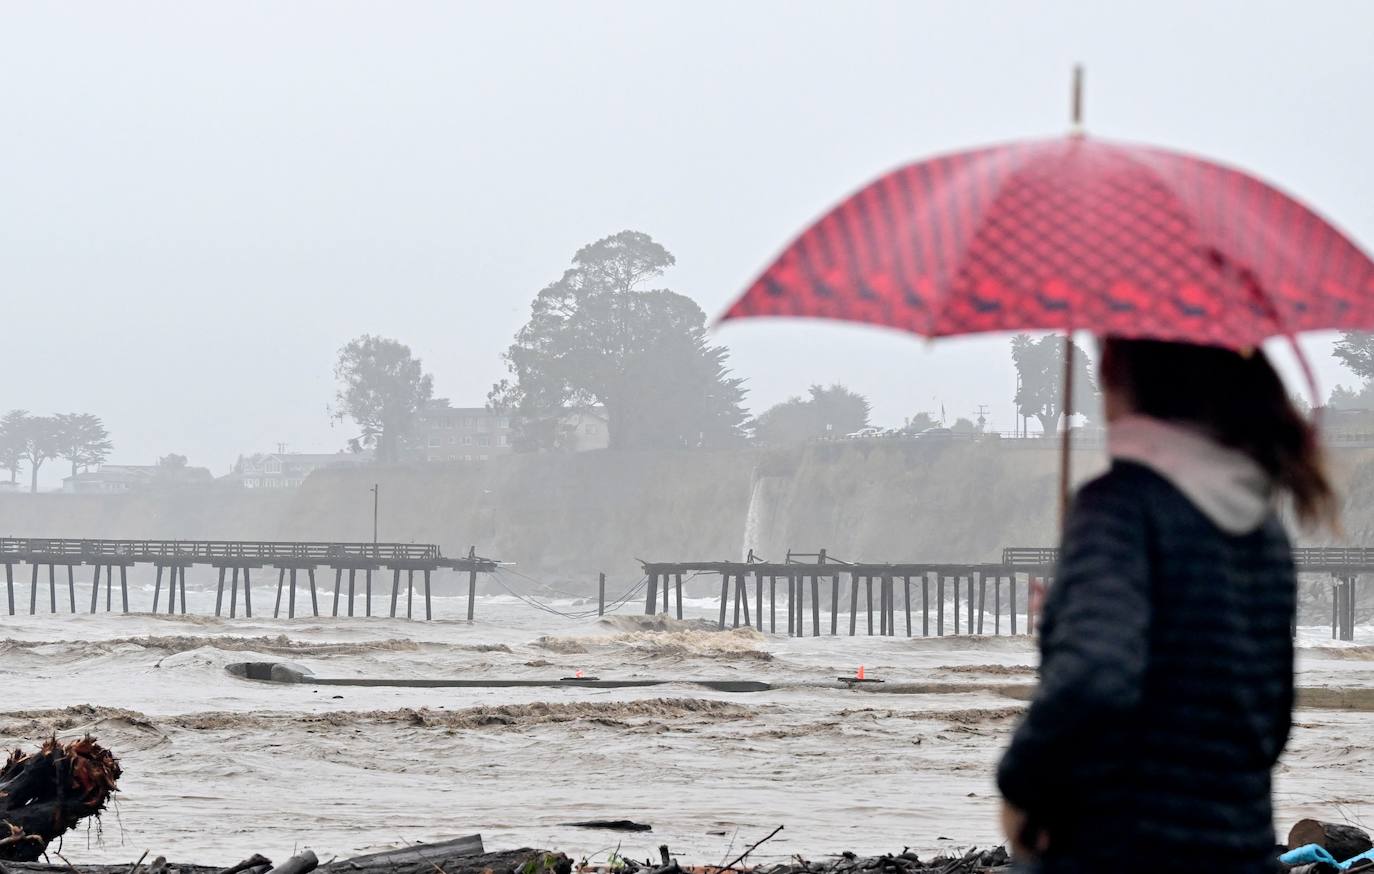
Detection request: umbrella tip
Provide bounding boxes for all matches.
[1071,64,1085,135]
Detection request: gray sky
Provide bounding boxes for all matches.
[4,1,1373,484]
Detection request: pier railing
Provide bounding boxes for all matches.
[0,537,440,562]
[0,537,498,622]
[1004,545,1374,573]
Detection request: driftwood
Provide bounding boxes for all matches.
[600,847,1012,874]
[754,847,1011,874]
[321,835,482,866]
[1288,819,1374,861]
[264,852,317,874]
[217,856,273,874]
[1,865,224,874]
[0,737,121,862]
[3,849,568,874]
[324,848,567,874]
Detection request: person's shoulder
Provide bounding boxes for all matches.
[1073,460,1173,508]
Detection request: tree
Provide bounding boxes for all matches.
[1334,332,1374,383]
[334,336,435,464]
[753,384,871,445]
[487,377,563,452]
[53,413,112,477]
[1011,334,1099,435]
[1330,383,1374,411]
[1331,332,1374,412]
[0,410,27,485]
[902,412,938,434]
[16,415,60,493]
[497,231,748,451]
[153,453,190,485]
[949,416,978,435]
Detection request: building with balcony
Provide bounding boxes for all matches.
[415,400,513,463]
[229,450,370,488]
[63,463,214,494]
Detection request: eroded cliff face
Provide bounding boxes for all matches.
[0,440,1094,576]
[3,440,1368,580]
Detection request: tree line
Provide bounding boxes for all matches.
[0,412,112,493]
[1332,332,1374,410]
[333,231,750,460]
[329,229,1112,461]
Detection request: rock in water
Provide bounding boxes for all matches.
[562,820,653,832]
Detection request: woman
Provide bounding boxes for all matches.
[998,338,1335,873]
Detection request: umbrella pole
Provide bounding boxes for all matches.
[1059,334,1075,533]
[1058,66,1083,534]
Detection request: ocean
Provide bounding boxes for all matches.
[2,579,1370,866]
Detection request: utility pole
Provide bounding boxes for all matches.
[976,404,990,433]
[1014,373,1023,438]
[370,484,379,557]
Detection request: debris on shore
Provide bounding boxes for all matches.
[754,847,1011,874]
[0,845,571,874]
[570,826,1011,874]
[1282,819,1374,873]
[0,737,121,862]
[0,846,1012,874]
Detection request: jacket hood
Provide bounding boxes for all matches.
[1108,415,1273,535]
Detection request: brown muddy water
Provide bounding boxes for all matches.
[2,589,1371,866]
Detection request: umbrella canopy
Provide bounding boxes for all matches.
[721,136,1374,349]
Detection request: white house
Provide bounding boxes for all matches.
[229,450,370,489]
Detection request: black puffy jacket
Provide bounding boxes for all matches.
[998,461,1295,873]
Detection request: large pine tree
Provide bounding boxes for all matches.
[494,231,748,451]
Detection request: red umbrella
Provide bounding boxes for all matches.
[722,137,1374,345]
[721,71,1374,518]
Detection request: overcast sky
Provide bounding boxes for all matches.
[3,1,1373,483]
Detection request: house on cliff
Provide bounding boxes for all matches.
[416,400,514,463]
[63,463,214,494]
[415,399,609,462]
[228,450,370,489]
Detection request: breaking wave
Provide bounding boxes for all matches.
[533,625,772,661]
[0,699,754,738]
[1303,645,1374,661]
[0,635,511,657]
[936,664,1037,676]
[598,614,720,633]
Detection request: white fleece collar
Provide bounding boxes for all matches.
[1108,415,1273,535]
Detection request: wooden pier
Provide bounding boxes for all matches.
[642,545,1374,638]
[0,538,498,621]
[1007,546,1370,642]
[641,552,1040,637]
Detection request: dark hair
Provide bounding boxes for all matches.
[1099,338,1336,530]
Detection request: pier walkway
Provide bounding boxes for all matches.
[0,537,497,621]
[640,545,1371,641]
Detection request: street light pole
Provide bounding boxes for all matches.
[370,484,379,558]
